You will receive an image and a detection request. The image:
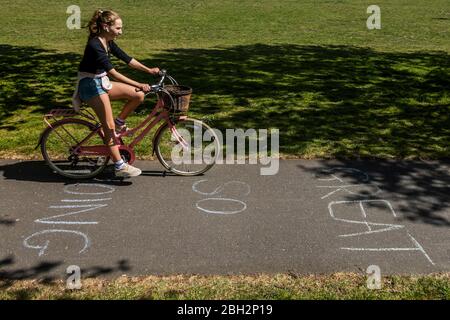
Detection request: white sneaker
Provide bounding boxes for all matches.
[115,163,142,178]
[115,124,132,137]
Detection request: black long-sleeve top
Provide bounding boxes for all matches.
[78,37,133,74]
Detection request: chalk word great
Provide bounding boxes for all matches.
[316,167,435,266]
[317,167,381,199]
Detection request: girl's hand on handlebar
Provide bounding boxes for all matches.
[138,83,152,93]
[148,68,160,75]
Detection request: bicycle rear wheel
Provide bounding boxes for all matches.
[41,118,110,179]
[154,118,220,176]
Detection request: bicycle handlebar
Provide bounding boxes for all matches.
[135,69,168,93]
[158,69,167,85]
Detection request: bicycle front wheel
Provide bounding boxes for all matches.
[154,118,220,176]
[41,118,110,179]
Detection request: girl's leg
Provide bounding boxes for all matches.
[86,93,122,162]
[108,81,145,120]
[86,93,141,177]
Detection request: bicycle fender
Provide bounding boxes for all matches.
[35,127,50,150]
[152,123,168,155]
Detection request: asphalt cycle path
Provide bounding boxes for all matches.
[1,159,449,280]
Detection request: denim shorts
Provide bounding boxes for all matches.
[78,77,107,102]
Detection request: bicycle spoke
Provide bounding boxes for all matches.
[41,119,109,179]
[155,118,219,176]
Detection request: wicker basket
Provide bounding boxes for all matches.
[163,85,192,113]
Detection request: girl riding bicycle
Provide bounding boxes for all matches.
[72,9,159,178]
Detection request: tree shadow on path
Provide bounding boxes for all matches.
[298,159,450,227]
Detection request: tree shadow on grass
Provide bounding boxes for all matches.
[0,45,78,120]
[144,44,450,158]
[1,43,449,158]
[0,254,132,298]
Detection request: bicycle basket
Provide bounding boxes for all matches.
[163,85,192,113]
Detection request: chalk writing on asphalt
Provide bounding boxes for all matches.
[316,167,435,266]
[23,184,115,256]
[192,180,250,215]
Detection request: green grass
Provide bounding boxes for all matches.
[0,0,449,159]
[1,273,449,300]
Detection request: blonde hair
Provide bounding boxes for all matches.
[87,9,120,40]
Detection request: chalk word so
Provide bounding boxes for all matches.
[23,184,115,256]
[192,180,251,215]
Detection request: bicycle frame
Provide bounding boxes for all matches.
[41,98,190,167]
[39,70,193,166]
[39,69,219,178]
[71,98,190,165]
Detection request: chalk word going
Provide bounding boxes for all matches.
[23,184,115,256]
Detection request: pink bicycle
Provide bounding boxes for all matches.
[37,70,220,179]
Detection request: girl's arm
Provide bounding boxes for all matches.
[128,58,160,75]
[108,68,151,92]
